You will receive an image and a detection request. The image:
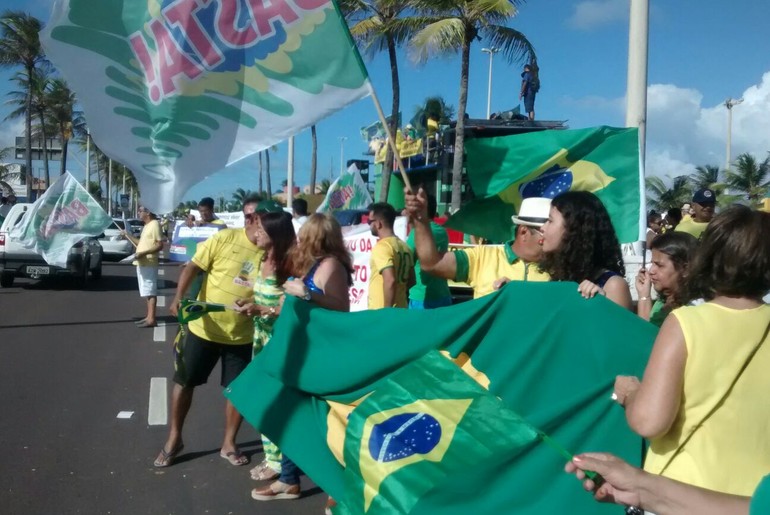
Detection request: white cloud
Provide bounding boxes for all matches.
[646,72,770,177]
[567,0,629,31]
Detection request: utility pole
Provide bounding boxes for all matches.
[286,136,295,208]
[107,159,113,216]
[481,48,499,119]
[85,130,90,192]
[625,0,649,245]
[338,137,347,175]
[725,98,743,172]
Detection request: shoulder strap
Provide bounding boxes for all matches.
[658,318,770,475]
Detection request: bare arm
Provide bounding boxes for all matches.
[306,258,350,312]
[604,275,633,310]
[635,269,653,320]
[566,453,750,515]
[170,262,202,317]
[621,315,687,439]
[404,187,458,280]
[382,267,396,308]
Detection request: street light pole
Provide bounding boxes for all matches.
[338,136,347,175]
[725,97,743,172]
[481,48,499,119]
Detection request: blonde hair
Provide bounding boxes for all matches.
[292,213,354,285]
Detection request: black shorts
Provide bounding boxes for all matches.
[173,327,252,388]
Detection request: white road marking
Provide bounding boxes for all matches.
[148,377,168,426]
[153,322,166,342]
[157,296,166,308]
[158,268,165,277]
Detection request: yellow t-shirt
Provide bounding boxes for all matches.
[454,243,549,298]
[675,218,709,239]
[644,303,770,496]
[134,219,162,266]
[368,236,414,309]
[188,228,263,345]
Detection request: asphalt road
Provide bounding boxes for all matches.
[0,260,325,515]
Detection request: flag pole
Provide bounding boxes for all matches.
[366,82,414,194]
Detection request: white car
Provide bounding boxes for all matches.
[99,219,135,261]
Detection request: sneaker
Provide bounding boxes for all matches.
[251,481,301,501]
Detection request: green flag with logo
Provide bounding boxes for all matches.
[225,281,656,514]
[316,163,373,213]
[10,172,113,267]
[40,0,371,213]
[447,126,641,243]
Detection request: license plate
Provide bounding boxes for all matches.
[26,265,50,275]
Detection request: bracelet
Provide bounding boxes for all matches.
[638,296,651,301]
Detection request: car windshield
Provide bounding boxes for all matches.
[112,220,126,229]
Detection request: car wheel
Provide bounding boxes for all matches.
[74,254,89,289]
[91,261,103,280]
[0,273,14,288]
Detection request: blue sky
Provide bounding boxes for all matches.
[1,0,769,204]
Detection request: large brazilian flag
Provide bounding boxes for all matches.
[447,126,641,244]
[225,282,656,514]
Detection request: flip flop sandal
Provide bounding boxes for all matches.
[137,321,158,328]
[220,451,249,466]
[250,461,280,481]
[154,443,184,468]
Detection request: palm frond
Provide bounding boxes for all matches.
[483,25,536,64]
[409,18,466,63]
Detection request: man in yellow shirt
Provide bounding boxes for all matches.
[404,189,550,299]
[154,196,261,469]
[676,188,716,239]
[122,207,163,327]
[367,202,414,309]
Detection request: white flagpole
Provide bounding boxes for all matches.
[366,82,413,193]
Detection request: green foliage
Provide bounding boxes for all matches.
[646,175,692,212]
[726,152,770,206]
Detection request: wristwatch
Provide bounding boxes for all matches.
[302,286,312,301]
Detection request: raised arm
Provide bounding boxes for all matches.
[404,187,458,280]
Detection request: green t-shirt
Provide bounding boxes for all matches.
[649,299,669,327]
[406,222,451,302]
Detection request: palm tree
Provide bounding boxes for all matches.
[310,124,318,194]
[258,151,264,195]
[726,153,770,206]
[232,187,256,205]
[46,78,86,176]
[6,66,53,189]
[341,0,418,203]
[409,0,535,210]
[0,11,46,199]
[319,178,332,194]
[646,175,692,212]
[411,95,455,131]
[688,163,727,195]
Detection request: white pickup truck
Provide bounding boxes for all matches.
[0,203,104,288]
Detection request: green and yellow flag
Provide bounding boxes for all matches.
[339,351,539,514]
[225,282,655,514]
[447,126,641,243]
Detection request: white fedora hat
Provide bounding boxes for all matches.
[511,197,552,227]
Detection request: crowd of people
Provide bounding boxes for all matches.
[129,184,769,514]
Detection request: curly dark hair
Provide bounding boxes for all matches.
[686,205,770,301]
[539,191,625,282]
